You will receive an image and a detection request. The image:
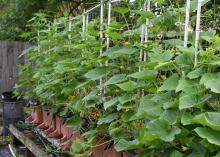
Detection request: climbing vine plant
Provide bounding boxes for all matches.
[15,0,220,156]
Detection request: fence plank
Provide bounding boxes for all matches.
[0,41,32,95]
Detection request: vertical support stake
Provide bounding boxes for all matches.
[184,0,191,48]
[194,0,202,67]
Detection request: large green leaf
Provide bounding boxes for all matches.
[146,118,181,142]
[135,96,163,119]
[117,81,138,92]
[200,73,220,93]
[113,6,129,14]
[149,50,174,63]
[66,115,82,129]
[118,94,137,104]
[128,69,158,80]
[160,109,179,124]
[158,74,179,91]
[105,46,138,59]
[179,94,210,110]
[203,80,220,93]
[169,150,183,157]
[192,112,220,131]
[104,74,127,86]
[97,113,118,125]
[187,68,204,79]
[104,97,118,110]
[84,67,110,80]
[194,127,220,146]
[200,73,220,85]
[115,139,140,152]
[182,112,220,131]
[176,78,199,93]
[190,0,210,11]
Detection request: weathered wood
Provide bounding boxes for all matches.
[9,124,49,157]
[35,128,60,148]
[0,41,32,95]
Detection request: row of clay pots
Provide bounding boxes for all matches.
[25,107,82,149]
[25,107,139,157]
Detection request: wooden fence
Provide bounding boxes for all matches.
[0,41,32,95]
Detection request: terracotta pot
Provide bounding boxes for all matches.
[48,115,63,138]
[44,115,56,135]
[60,131,83,150]
[37,110,54,130]
[25,110,35,123]
[30,107,43,124]
[91,141,122,157]
[58,123,73,143]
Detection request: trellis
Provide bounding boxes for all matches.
[36,0,204,90]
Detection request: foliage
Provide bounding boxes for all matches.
[15,0,220,156]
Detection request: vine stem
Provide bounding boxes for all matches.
[194,0,202,67]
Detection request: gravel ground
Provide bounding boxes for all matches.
[0,146,13,157]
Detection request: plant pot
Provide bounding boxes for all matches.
[60,131,83,150]
[91,141,122,157]
[48,115,63,138]
[37,110,52,130]
[25,110,35,123]
[58,123,73,143]
[30,107,43,124]
[44,115,56,135]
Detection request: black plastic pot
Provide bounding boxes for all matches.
[1,91,24,135]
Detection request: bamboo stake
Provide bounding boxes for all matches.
[194,0,202,67]
[184,0,190,48]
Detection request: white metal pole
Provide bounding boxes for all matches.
[194,0,202,67]
[139,25,145,72]
[100,0,104,56]
[144,0,150,62]
[86,14,89,31]
[37,31,40,53]
[100,0,104,88]
[82,9,86,32]
[83,14,86,33]
[184,0,190,48]
[68,17,72,51]
[68,17,72,37]
[107,0,112,49]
